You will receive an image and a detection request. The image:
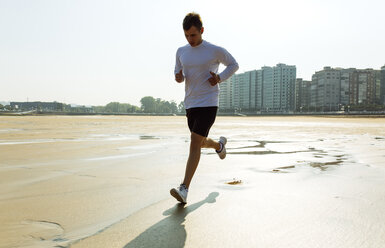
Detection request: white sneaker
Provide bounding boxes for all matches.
[170,184,188,204]
[216,136,227,159]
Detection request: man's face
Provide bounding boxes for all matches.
[184,26,203,47]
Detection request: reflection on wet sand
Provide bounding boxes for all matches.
[206,138,348,172]
[139,135,161,140]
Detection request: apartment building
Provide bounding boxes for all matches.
[220,64,296,113]
[295,78,311,111]
[219,76,233,110]
[350,69,381,105]
[262,64,296,112]
[381,66,385,105]
[311,67,341,111]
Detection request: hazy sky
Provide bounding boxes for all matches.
[1,0,384,106]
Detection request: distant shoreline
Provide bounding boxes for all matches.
[0,111,384,118]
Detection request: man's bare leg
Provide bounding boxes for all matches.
[182,133,222,188]
[182,132,205,189]
[202,137,221,150]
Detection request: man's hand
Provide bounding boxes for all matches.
[208,71,220,86]
[175,69,184,83]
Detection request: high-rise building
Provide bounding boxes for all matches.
[219,76,233,111]
[374,70,382,105]
[339,68,355,106]
[231,70,263,111]
[381,65,385,105]
[262,64,296,112]
[249,70,263,111]
[308,66,383,111]
[233,72,251,110]
[295,78,311,111]
[295,78,302,110]
[350,69,381,105]
[254,70,263,110]
[219,64,296,113]
[261,66,273,112]
[310,80,318,110]
[311,67,341,111]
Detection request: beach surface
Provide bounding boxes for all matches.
[0,116,384,248]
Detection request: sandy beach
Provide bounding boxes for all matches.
[0,115,384,248]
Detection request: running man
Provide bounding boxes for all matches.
[170,13,239,204]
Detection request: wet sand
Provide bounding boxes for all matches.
[0,116,384,248]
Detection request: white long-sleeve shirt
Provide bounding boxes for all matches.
[174,40,239,109]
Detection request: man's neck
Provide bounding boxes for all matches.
[191,39,203,47]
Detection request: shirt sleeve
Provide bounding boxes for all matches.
[216,47,239,82]
[174,48,183,75]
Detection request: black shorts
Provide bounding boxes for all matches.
[186,106,218,137]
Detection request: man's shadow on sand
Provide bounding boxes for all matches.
[123,192,219,248]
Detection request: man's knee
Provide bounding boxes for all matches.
[201,138,209,148]
[190,132,205,148]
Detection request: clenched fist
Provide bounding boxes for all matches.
[175,69,184,83]
[208,71,221,86]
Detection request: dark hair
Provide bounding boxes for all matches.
[183,12,203,31]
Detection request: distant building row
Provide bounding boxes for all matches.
[10,101,64,111]
[220,63,296,112]
[219,64,385,112]
[296,66,385,112]
[9,101,93,112]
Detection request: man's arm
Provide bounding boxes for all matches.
[217,47,239,82]
[174,49,184,83]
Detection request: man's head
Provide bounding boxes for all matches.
[183,12,204,47]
